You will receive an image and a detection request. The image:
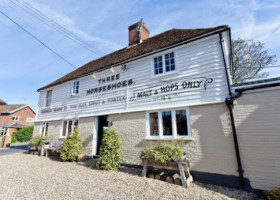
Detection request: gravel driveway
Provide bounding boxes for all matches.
[0,153,255,200]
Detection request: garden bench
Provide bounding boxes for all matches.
[142,154,193,188]
[41,138,65,160]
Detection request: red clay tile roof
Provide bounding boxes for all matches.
[0,99,7,105]
[9,123,26,128]
[1,104,27,114]
[38,25,228,91]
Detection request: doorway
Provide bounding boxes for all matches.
[96,115,108,155]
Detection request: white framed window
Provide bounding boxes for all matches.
[0,127,8,136]
[45,90,52,107]
[71,80,79,95]
[152,52,177,76]
[146,108,191,140]
[12,115,19,121]
[41,122,48,136]
[26,117,34,123]
[61,119,79,138]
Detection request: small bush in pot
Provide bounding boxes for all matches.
[140,140,185,163]
[61,129,83,162]
[96,129,122,171]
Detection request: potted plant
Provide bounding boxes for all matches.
[139,140,185,167]
[139,140,193,187]
[28,135,50,155]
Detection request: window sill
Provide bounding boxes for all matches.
[144,137,193,141]
[151,70,178,80]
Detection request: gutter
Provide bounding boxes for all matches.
[38,26,229,91]
[219,30,245,187]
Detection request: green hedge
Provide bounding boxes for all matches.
[96,129,122,171]
[14,126,34,142]
[11,135,17,143]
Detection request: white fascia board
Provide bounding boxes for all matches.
[233,80,280,90]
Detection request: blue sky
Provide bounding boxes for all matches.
[0,0,280,110]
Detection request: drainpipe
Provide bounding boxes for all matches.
[219,31,245,187]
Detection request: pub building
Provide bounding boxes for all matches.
[35,22,268,192]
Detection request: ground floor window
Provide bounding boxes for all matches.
[41,122,48,136]
[61,119,78,138]
[146,108,191,140]
[0,127,8,136]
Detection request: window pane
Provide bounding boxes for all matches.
[154,56,163,75]
[62,121,67,136]
[68,120,73,134]
[74,120,78,129]
[45,123,48,136]
[176,110,188,136]
[165,53,175,72]
[72,81,79,95]
[155,69,158,75]
[149,113,159,136]
[46,90,52,107]
[162,111,172,136]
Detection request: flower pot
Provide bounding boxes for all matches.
[77,154,86,162]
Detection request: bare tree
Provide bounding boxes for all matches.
[232,38,277,84]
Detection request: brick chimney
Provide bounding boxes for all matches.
[128,21,150,46]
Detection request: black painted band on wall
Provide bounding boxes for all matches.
[122,163,253,191]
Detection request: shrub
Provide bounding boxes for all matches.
[30,136,50,145]
[96,129,122,171]
[11,134,17,143]
[15,126,34,142]
[61,129,83,162]
[264,186,280,200]
[139,140,185,163]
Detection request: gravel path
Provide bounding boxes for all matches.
[0,153,255,200]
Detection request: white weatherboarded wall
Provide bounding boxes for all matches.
[36,33,230,121]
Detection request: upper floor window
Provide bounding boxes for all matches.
[72,80,79,95]
[45,90,52,107]
[153,52,176,75]
[146,108,191,140]
[12,115,19,121]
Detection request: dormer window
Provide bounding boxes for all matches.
[153,52,176,76]
[72,80,79,95]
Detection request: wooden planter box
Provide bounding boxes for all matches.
[142,158,193,188]
[28,143,42,155]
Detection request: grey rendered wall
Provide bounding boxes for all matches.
[110,103,238,177]
[233,88,280,190]
[33,120,61,139]
[34,118,95,156]
[78,116,95,156]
